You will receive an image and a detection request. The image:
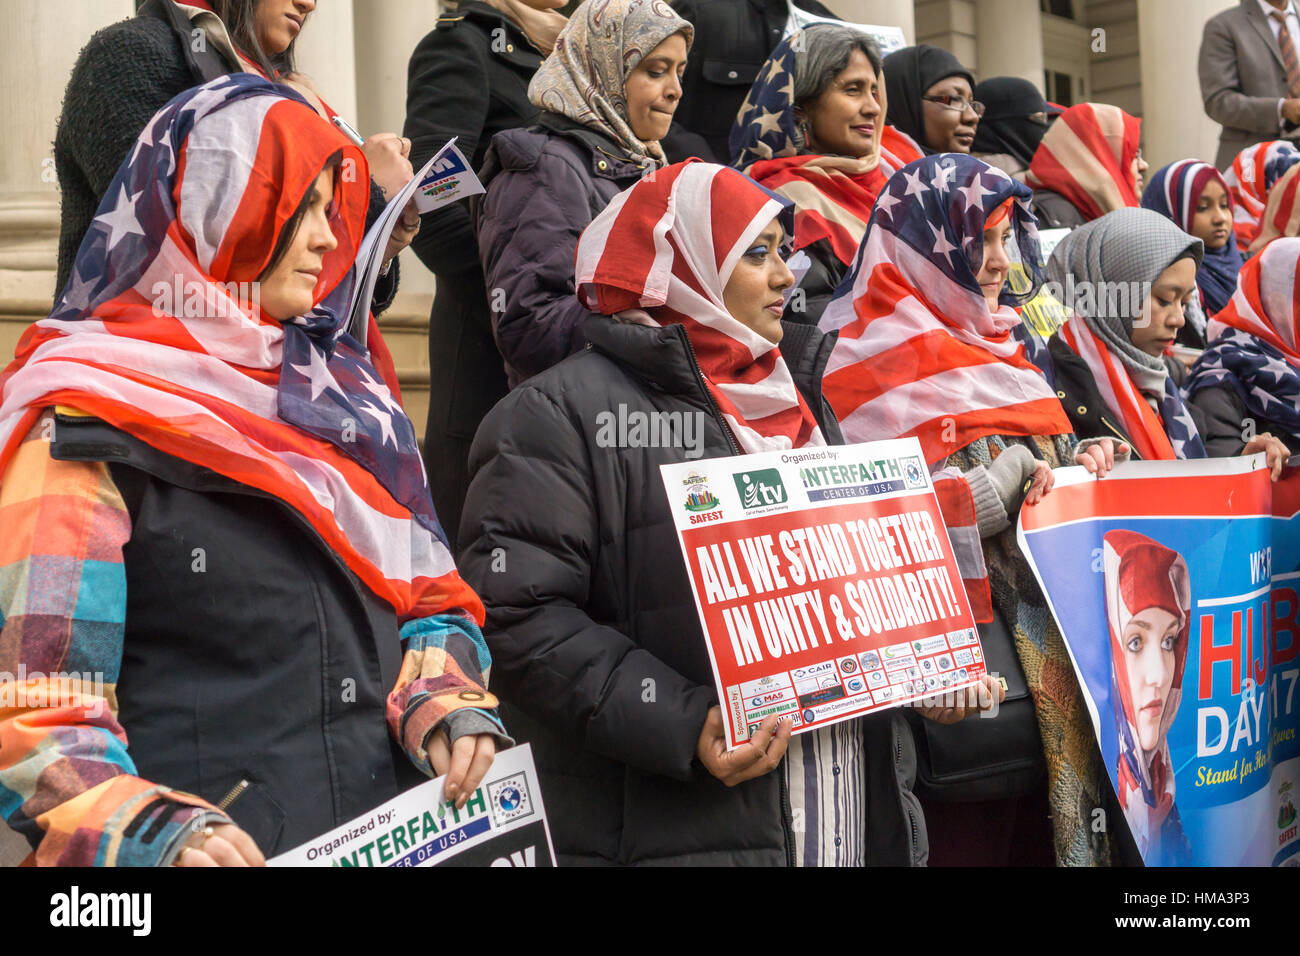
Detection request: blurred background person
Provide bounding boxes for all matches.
[1223,139,1300,252]
[1024,103,1147,229]
[1142,160,1244,325]
[970,76,1060,180]
[1199,0,1300,171]
[881,43,980,155]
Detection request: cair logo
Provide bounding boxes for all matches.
[734,469,788,510]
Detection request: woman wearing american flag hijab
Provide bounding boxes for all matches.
[820,153,1129,866]
[0,75,507,866]
[459,159,1001,866]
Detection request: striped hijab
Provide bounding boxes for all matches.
[1141,159,1244,317]
[820,154,1071,465]
[1185,237,1300,436]
[1024,103,1142,222]
[1223,140,1300,253]
[575,161,826,453]
[0,75,480,623]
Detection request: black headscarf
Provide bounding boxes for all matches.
[971,77,1053,169]
[881,44,975,154]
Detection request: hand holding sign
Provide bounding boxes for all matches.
[696,707,792,786]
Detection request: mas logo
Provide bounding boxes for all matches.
[734,469,788,510]
[682,474,720,513]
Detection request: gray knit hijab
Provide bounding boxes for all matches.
[1046,207,1203,394]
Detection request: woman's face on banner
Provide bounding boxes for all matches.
[1123,606,1179,751]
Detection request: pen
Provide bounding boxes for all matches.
[331,114,366,148]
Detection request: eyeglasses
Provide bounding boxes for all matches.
[922,94,986,117]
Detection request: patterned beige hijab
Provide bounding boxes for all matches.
[528,0,692,164]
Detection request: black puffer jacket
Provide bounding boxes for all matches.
[458,316,925,866]
[1186,382,1300,457]
[477,115,649,387]
[53,0,396,311]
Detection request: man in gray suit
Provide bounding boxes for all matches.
[1200,0,1300,170]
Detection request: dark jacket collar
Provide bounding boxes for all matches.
[138,0,240,82]
[449,2,545,68]
[538,112,656,177]
[582,315,842,439]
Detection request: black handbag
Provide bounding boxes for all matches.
[903,606,1046,802]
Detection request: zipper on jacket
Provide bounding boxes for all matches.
[216,778,250,812]
[894,727,921,864]
[778,768,797,867]
[676,326,741,455]
[1098,415,1133,451]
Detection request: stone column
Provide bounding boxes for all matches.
[975,0,1045,87]
[1137,0,1223,170]
[292,0,359,125]
[0,0,135,330]
[824,0,916,45]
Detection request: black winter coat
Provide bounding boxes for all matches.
[670,0,837,162]
[784,238,846,325]
[477,114,649,387]
[403,2,542,550]
[458,317,925,866]
[49,414,424,856]
[1186,382,1300,457]
[1048,333,1208,458]
[53,0,397,311]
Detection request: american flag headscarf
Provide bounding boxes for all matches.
[730,30,924,268]
[0,74,481,624]
[1185,237,1300,437]
[1103,530,1189,859]
[1141,159,1244,317]
[1223,140,1300,254]
[1024,103,1142,222]
[575,160,826,453]
[819,154,1072,465]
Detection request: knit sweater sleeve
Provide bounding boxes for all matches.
[54,17,196,292]
[0,411,230,866]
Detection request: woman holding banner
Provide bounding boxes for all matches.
[1046,208,1290,476]
[459,159,1001,866]
[1185,237,1300,458]
[0,77,506,866]
[1102,530,1193,866]
[819,153,1129,866]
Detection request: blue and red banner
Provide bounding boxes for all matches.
[1018,458,1300,866]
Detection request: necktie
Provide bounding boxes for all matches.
[1272,9,1300,98]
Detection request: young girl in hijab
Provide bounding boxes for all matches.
[459,160,1000,866]
[1185,237,1300,458]
[1142,160,1243,325]
[970,77,1060,179]
[1223,140,1300,254]
[1102,530,1193,866]
[881,44,981,155]
[1024,103,1147,229]
[1047,208,1290,476]
[730,25,923,324]
[0,76,505,866]
[477,0,692,387]
[819,153,1125,866]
